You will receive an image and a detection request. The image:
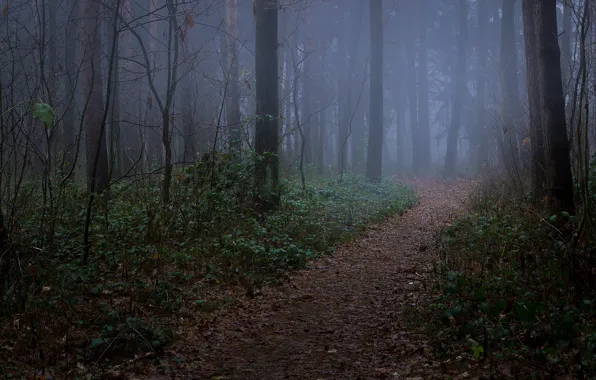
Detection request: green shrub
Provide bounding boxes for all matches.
[430,188,596,378]
[0,153,417,371]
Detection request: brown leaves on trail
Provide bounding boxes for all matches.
[120,178,474,380]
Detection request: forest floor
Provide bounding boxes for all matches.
[118,178,476,380]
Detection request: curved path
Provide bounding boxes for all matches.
[130,179,472,380]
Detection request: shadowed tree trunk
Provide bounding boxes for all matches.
[107,5,122,179]
[444,0,468,177]
[366,0,383,180]
[83,0,109,192]
[254,0,279,207]
[522,0,546,201]
[532,0,574,212]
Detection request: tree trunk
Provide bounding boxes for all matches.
[522,0,546,201]
[417,0,431,172]
[500,0,521,172]
[83,0,109,192]
[63,0,79,177]
[444,0,468,177]
[532,0,574,212]
[474,0,489,172]
[316,100,325,172]
[405,29,418,172]
[161,0,180,205]
[283,41,293,162]
[560,0,572,91]
[338,1,363,174]
[108,8,122,179]
[395,39,407,170]
[366,0,383,180]
[226,0,242,157]
[255,0,279,206]
[351,91,367,173]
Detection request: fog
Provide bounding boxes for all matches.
[0,0,565,182]
[1,1,594,376]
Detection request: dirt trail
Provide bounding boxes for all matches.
[132,179,472,380]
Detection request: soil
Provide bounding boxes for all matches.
[118,178,474,380]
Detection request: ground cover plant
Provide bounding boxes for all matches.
[428,174,596,379]
[0,155,417,378]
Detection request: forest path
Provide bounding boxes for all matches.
[133,179,472,380]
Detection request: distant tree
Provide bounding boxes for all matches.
[366,0,383,180]
[337,1,364,175]
[473,0,489,172]
[254,0,280,206]
[500,0,521,172]
[416,0,431,173]
[444,0,468,177]
[405,10,418,173]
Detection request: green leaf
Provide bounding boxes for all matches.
[33,102,55,129]
[91,337,106,348]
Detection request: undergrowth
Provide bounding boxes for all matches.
[0,154,417,377]
[429,176,596,379]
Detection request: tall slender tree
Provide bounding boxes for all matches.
[337,1,364,174]
[405,5,418,173]
[83,0,110,191]
[500,0,521,171]
[444,0,468,177]
[366,0,383,180]
[417,0,431,172]
[474,0,489,172]
[254,0,280,206]
[226,0,242,157]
